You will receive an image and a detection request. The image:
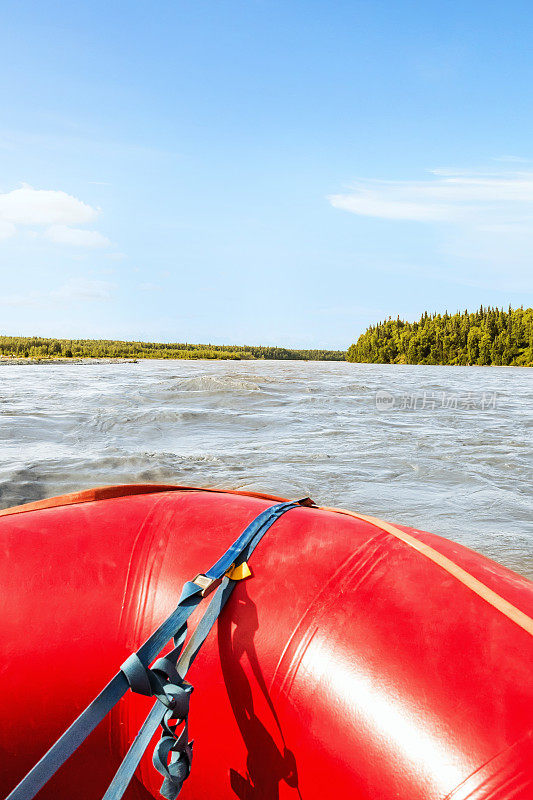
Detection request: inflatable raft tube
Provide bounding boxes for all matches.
[0,484,532,800]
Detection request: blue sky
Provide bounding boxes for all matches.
[0,0,532,349]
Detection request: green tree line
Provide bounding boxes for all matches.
[0,336,345,362]
[347,306,533,366]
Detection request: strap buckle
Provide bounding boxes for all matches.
[192,560,253,595]
[296,497,316,507]
[191,574,219,597]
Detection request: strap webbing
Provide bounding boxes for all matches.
[103,576,236,800]
[6,499,305,800]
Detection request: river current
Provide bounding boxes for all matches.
[0,360,531,577]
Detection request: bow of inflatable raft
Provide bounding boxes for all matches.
[1,485,532,800]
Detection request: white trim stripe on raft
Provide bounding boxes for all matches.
[322,507,533,638]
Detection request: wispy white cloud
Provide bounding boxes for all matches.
[0,278,114,307]
[328,168,533,290]
[0,183,111,249]
[45,224,111,248]
[328,170,533,222]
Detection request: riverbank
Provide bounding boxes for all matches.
[0,337,346,362]
[0,357,138,365]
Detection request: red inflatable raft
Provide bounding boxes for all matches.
[0,484,532,800]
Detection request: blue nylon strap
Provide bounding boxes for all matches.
[4,671,130,800]
[5,591,205,800]
[102,501,304,800]
[101,702,165,800]
[101,575,238,800]
[5,499,303,800]
[204,501,297,579]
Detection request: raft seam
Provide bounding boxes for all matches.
[271,530,387,697]
[440,729,533,800]
[118,493,170,635]
[321,506,533,638]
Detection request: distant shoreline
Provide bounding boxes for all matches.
[0,357,139,365]
[0,357,529,367]
[0,337,346,362]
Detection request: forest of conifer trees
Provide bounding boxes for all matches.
[2,307,531,366]
[347,306,532,366]
[0,337,345,362]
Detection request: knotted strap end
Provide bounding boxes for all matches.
[120,653,154,697]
